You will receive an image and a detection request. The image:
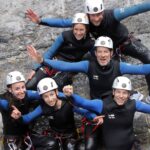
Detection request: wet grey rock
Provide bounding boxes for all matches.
[0,0,150,149]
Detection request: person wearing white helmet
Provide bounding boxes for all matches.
[25,1,150,95]
[0,71,41,150]
[27,35,150,149]
[62,76,150,150]
[27,35,150,100]
[26,12,94,91]
[13,77,95,150]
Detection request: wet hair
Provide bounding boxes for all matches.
[7,84,11,88]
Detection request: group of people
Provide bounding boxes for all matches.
[1,0,150,149]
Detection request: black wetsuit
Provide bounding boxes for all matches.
[89,9,150,93]
[0,92,30,150]
[26,30,94,91]
[102,96,135,150]
[25,98,80,150]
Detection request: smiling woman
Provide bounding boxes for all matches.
[0,71,41,149]
[26,12,94,91]
[37,78,60,107]
[14,77,83,150]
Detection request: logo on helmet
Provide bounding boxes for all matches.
[100,41,105,45]
[93,7,98,12]
[43,85,48,91]
[16,76,21,81]
[122,83,127,88]
[77,18,82,22]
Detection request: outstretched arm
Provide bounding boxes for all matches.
[0,99,9,111]
[26,90,41,101]
[114,2,150,21]
[63,85,103,114]
[120,62,150,75]
[136,100,150,113]
[27,45,89,73]
[43,59,89,73]
[22,106,43,124]
[26,8,72,27]
[43,34,64,59]
[71,94,103,114]
[40,18,72,27]
[73,107,97,120]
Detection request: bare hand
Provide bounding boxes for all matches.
[27,45,43,63]
[26,9,41,24]
[63,85,73,97]
[27,70,35,80]
[93,115,105,125]
[11,105,22,119]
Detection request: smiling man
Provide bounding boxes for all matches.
[26,0,150,94]
[27,36,150,100]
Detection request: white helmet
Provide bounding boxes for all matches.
[112,76,132,91]
[94,36,113,49]
[6,71,25,85]
[37,78,58,95]
[85,0,104,14]
[72,13,89,25]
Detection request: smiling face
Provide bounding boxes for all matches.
[42,90,58,107]
[73,23,87,40]
[88,12,104,26]
[95,47,113,66]
[113,89,130,106]
[8,81,26,100]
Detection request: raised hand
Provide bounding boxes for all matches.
[63,85,73,97]
[26,9,41,24]
[11,105,22,119]
[27,45,43,63]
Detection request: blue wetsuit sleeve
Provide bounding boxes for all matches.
[40,18,72,27]
[120,62,150,75]
[58,92,65,98]
[43,34,64,59]
[71,94,103,114]
[33,63,41,70]
[114,2,150,21]
[136,100,150,113]
[26,90,41,101]
[22,106,43,124]
[43,59,89,73]
[73,107,97,120]
[0,99,9,111]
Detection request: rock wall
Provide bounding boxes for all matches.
[0,0,150,149]
[0,0,150,91]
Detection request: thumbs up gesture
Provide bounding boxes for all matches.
[63,85,73,97]
[11,105,22,119]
